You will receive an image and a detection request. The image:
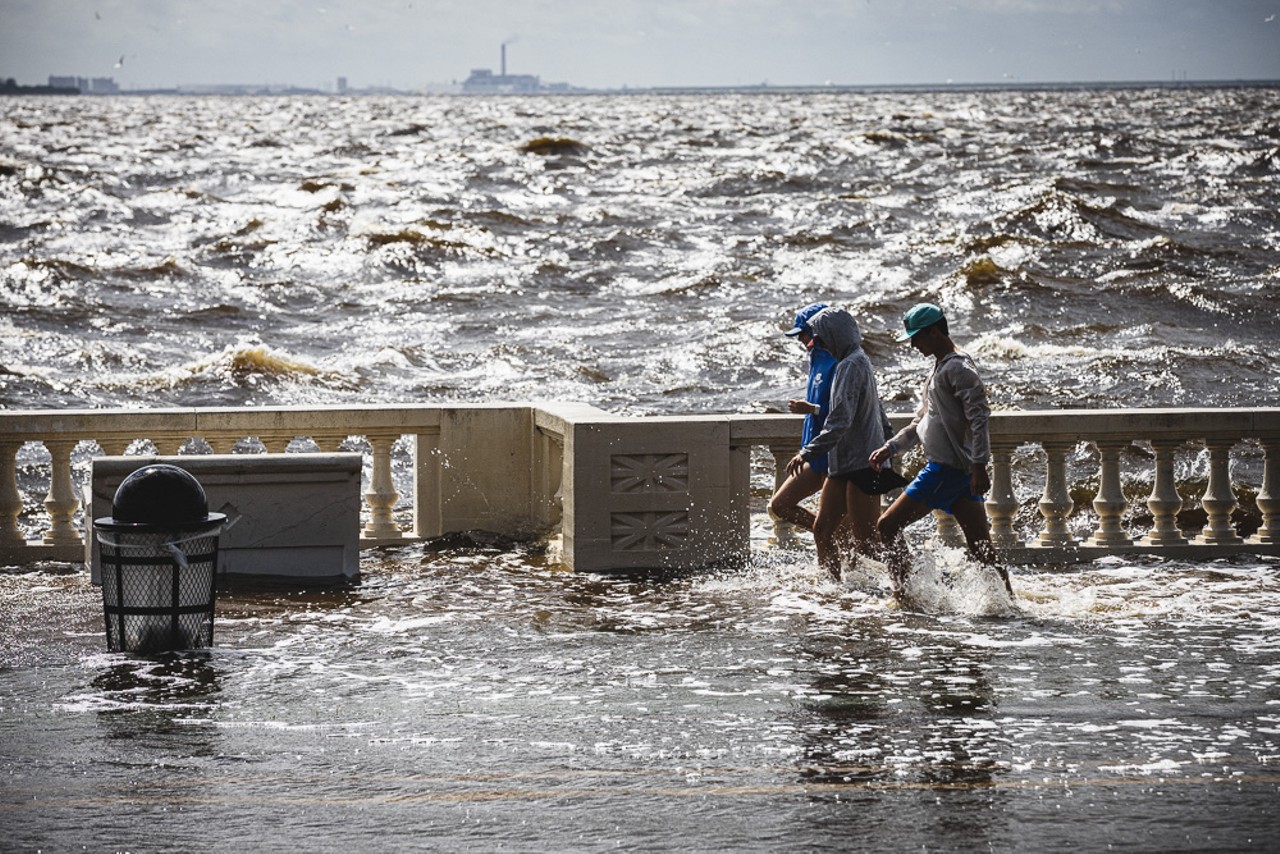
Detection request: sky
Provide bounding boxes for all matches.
[2,0,1278,91]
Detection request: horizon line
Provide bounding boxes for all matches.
[6,76,1280,96]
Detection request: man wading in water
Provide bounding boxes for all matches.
[868,303,1013,603]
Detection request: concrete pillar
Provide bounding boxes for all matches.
[412,430,443,539]
[934,510,965,546]
[561,416,743,573]
[98,438,131,456]
[434,407,537,538]
[531,427,564,532]
[314,434,351,453]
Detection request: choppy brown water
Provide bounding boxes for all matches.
[2,87,1277,414]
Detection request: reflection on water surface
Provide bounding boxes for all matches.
[4,545,1279,850]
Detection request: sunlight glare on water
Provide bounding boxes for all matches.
[5,545,1279,850]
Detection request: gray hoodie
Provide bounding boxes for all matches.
[887,350,991,470]
[799,308,891,477]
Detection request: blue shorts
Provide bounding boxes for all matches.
[808,454,829,476]
[904,461,983,514]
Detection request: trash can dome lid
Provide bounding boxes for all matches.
[109,464,213,527]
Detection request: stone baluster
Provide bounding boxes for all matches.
[769,447,791,493]
[768,445,799,545]
[1252,438,1279,544]
[205,435,239,454]
[42,440,82,546]
[1197,438,1243,545]
[1089,440,1132,547]
[259,433,295,453]
[1142,439,1186,546]
[363,433,402,540]
[934,510,965,546]
[1036,440,1075,547]
[151,434,187,455]
[97,438,131,456]
[314,434,351,453]
[0,441,25,547]
[986,440,1020,548]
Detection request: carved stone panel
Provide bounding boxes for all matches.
[610,510,690,551]
[610,453,689,494]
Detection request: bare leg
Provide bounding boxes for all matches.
[843,481,881,564]
[812,478,849,580]
[875,492,934,599]
[949,497,1013,595]
[768,465,826,532]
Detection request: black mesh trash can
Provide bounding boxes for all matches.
[94,464,226,653]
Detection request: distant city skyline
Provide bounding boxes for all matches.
[2,0,1278,92]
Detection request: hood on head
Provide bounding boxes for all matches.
[808,307,862,359]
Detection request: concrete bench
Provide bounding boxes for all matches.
[87,454,362,585]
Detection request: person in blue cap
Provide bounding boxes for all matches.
[869,303,1013,601]
[768,302,837,534]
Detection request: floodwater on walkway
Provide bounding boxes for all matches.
[3,539,1278,851]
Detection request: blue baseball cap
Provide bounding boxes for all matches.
[784,302,828,337]
[896,303,945,342]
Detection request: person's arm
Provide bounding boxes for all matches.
[947,357,992,494]
[869,384,926,468]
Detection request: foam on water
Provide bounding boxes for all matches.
[3,89,1278,413]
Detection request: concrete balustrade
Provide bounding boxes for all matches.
[0,405,1277,573]
[986,409,1279,562]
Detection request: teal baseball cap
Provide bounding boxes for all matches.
[896,303,945,342]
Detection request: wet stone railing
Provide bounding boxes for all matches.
[0,405,1277,572]
[751,408,1278,564]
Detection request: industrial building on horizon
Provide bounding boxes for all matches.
[47,75,120,94]
[461,43,574,94]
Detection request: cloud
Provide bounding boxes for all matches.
[1,0,1277,89]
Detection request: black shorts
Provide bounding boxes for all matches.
[831,466,909,496]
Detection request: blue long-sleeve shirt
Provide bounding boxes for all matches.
[801,346,838,473]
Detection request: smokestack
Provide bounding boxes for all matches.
[501,44,506,77]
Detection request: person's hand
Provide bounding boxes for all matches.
[787,399,816,415]
[971,465,991,497]
[785,454,808,478]
[868,444,892,469]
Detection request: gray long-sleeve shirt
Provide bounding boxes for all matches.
[799,308,891,477]
[887,350,991,470]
